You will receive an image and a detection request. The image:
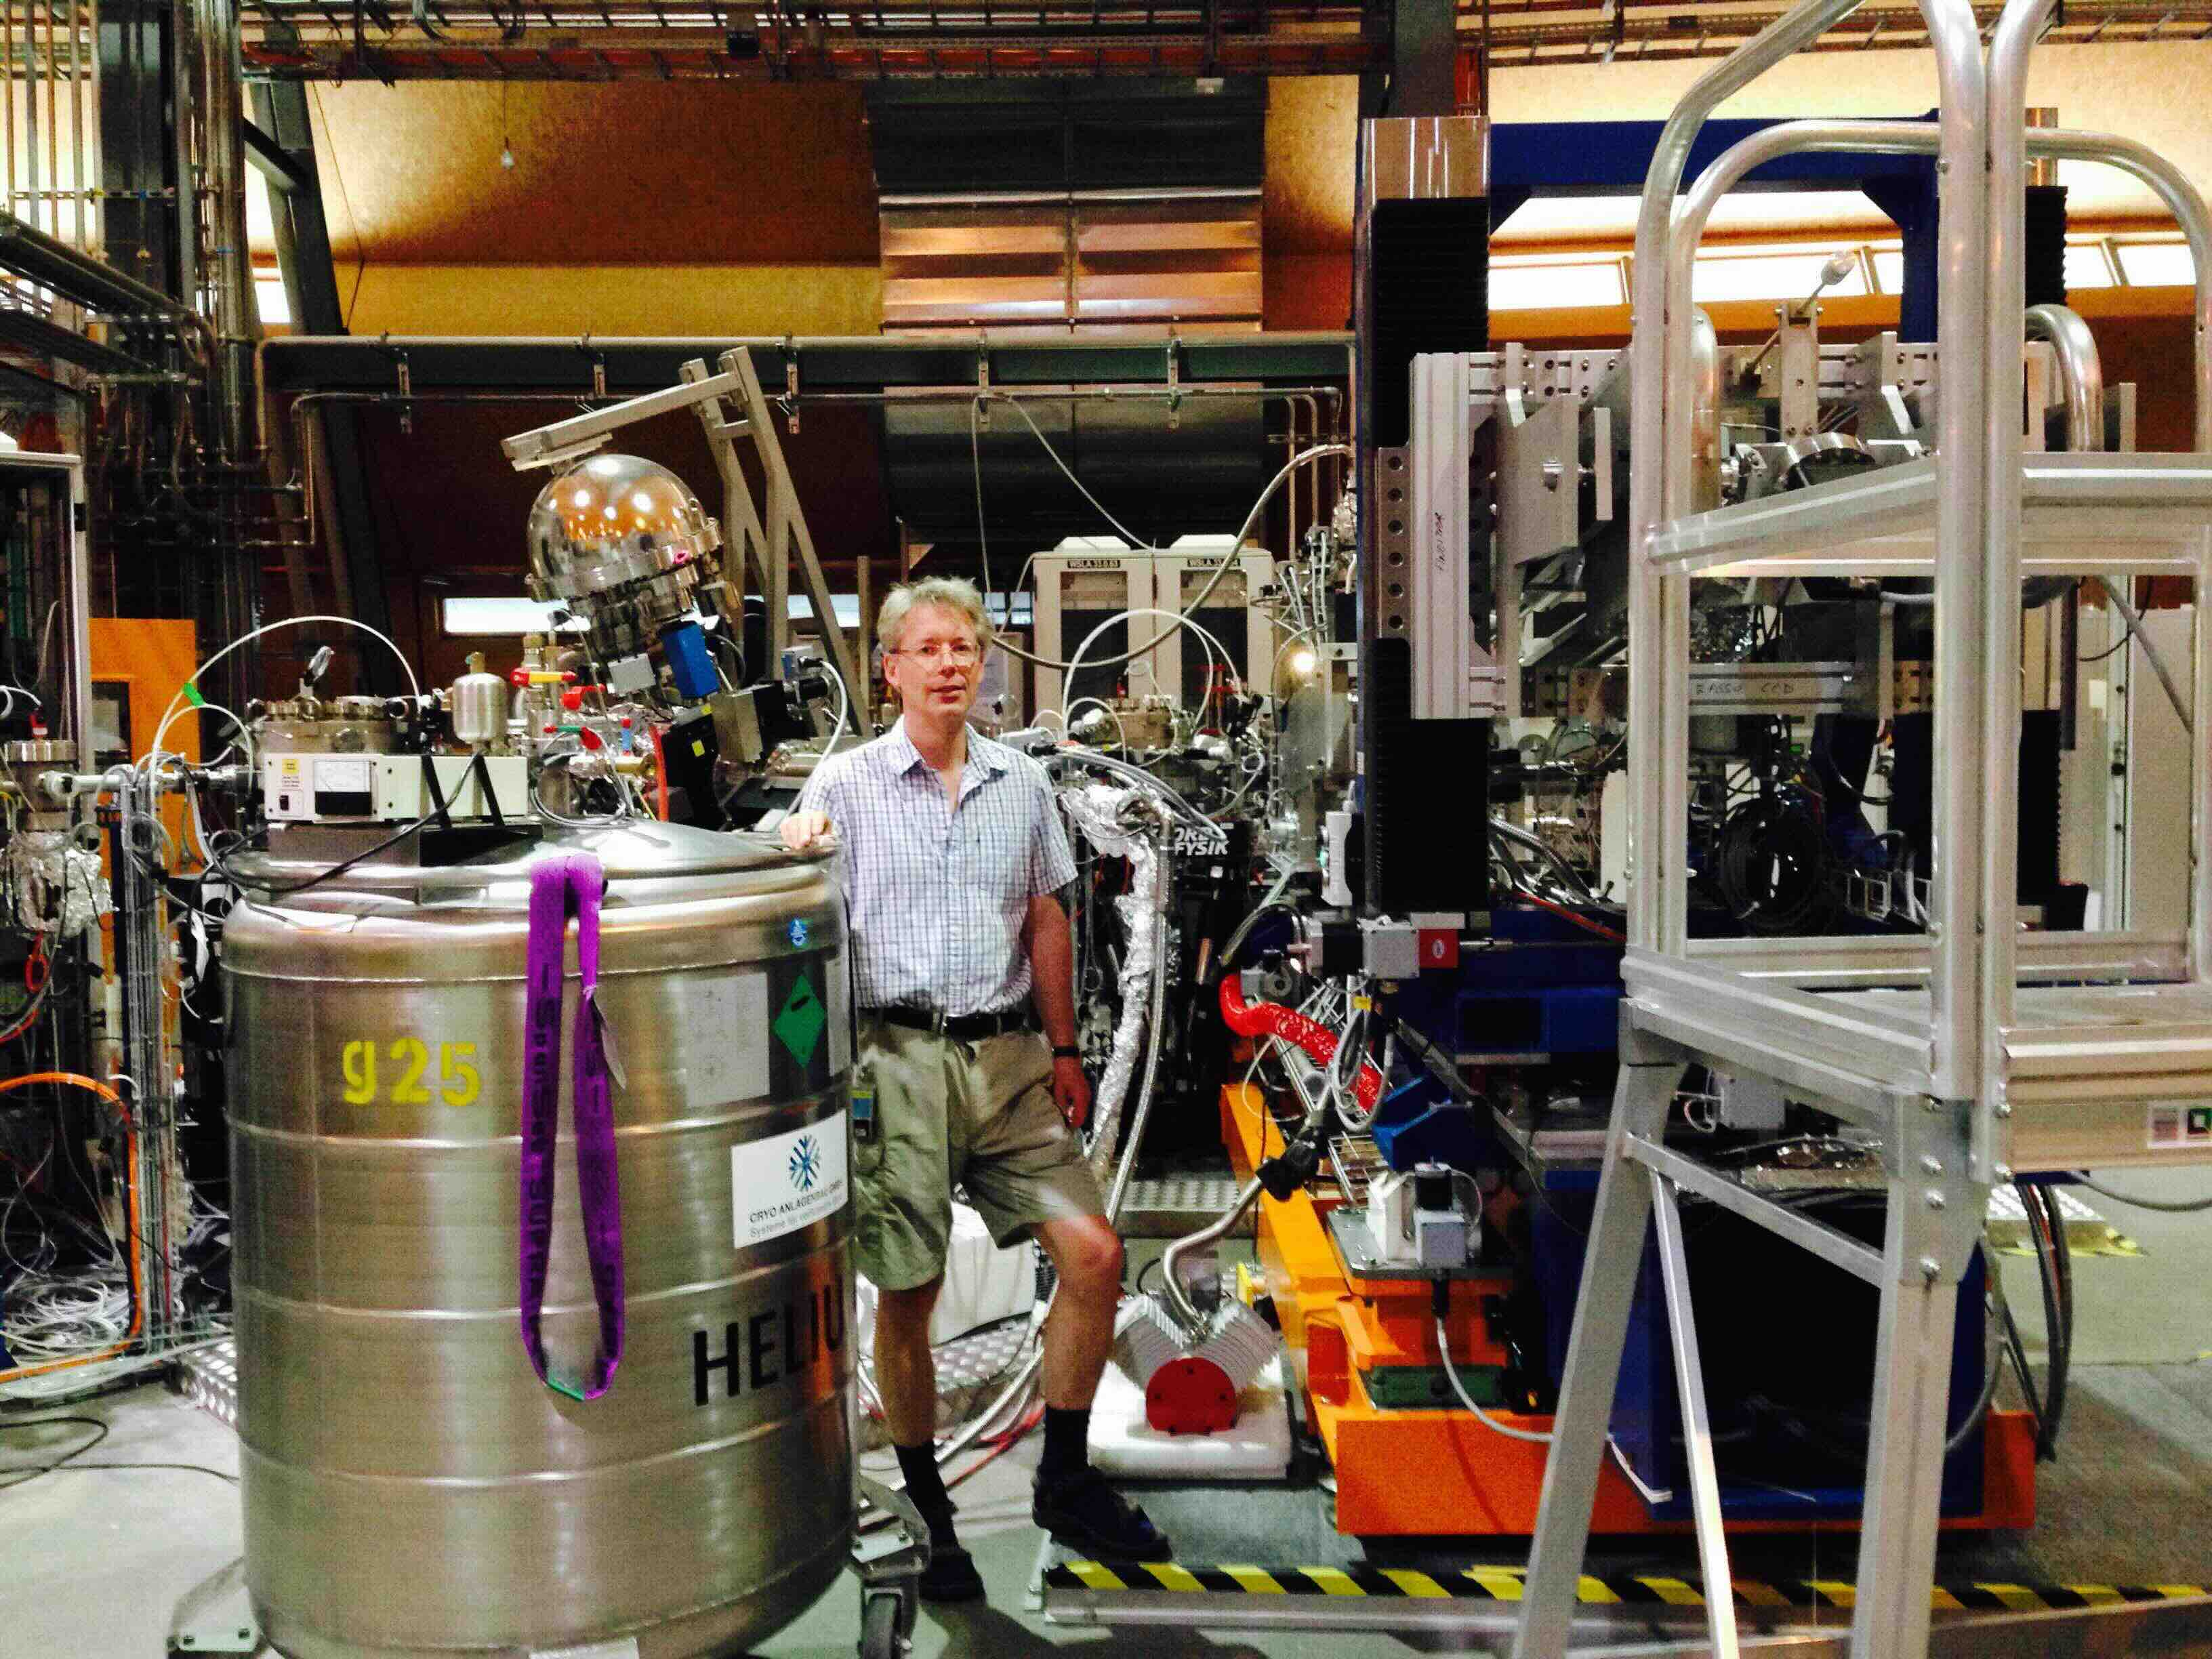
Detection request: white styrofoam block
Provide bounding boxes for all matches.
[1086,1349,1293,1480]
[855,1202,1037,1351]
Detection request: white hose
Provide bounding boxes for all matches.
[149,614,422,768]
[1433,1313,1675,1501]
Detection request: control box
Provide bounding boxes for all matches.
[263,752,531,824]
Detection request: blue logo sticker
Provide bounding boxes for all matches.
[788,1134,822,1193]
[787,918,811,948]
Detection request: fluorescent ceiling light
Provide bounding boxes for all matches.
[1694,249,1868,304]
[1492,191,1891,245]
[1491,259,1624,310]
[443,596,566,636]
[2114,241,2196,287]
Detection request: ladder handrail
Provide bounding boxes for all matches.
[1651,107,2212,1103]
[1621,0,1872,960]
[1629,0,1991,1098]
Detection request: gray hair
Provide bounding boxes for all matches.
[877,576,995,656]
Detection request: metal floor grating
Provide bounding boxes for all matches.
[1987,1182,2135,1254]
[178,1338,239,1430]
[1117,1175,1253,1239]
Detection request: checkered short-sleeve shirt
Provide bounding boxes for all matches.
[794,718,1078,1018]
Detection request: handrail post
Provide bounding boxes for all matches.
[1623,0,1870,959]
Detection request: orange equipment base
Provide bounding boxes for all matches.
[1220,1082,2038,1538]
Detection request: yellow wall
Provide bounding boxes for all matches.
[331,262,883,336]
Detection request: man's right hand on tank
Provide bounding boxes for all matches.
[779,810,836,853]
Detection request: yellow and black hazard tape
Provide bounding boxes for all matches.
[1043,1563,2210,1612]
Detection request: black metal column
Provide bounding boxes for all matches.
[249,78,396,688]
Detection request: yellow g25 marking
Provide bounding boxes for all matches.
[340,1040,481,1107]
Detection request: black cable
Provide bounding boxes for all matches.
[1999,1280,2047,1441]
[218,808,440,899]
[2078,634,2131,665]
[2078,1174,2212,1212]
[2018,1180,2066,1460]
[1713,792,1832,934]
[0,1415,107,1490]
[2039,1183,2074,1456]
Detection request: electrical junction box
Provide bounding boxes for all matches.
[264,752,530,823]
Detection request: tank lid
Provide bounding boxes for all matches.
[228,817,825,903]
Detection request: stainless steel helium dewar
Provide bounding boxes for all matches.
[224,820,857,1659]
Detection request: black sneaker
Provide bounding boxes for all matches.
[918,1541,986,1603]
[1032,1467,1174,1562]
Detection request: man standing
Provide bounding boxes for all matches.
[780,576,1170,1603]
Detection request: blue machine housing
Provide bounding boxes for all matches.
[1368,904,1622,1172]
[660,619,719,701]
[1366,901,1988,1522]
[1530,1185,1990,1521]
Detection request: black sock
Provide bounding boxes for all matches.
[895,1442,959,1547]
[1041,1406,1091,1486]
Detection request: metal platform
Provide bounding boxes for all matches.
[1626,947,2212,1172]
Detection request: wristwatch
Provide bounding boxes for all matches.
[1051,1044,1081,1060]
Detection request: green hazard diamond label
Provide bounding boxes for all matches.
[774,972,827,1069]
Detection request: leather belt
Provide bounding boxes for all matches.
[865,1004,1035,1041]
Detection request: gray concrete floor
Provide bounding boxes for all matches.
[7,1167,2212,1658]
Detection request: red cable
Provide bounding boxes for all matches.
[1515,893,1627,944]
[1218,977,1383,1110]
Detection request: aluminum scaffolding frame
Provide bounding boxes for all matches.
[1511,0,2212,1652]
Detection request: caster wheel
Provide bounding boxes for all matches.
[859,1591,905,1659]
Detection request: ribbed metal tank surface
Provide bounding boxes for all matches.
[224,821,855,1659]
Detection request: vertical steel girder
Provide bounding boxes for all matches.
[248,77,395,686]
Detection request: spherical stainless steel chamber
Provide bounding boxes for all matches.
[224,821,855,1659]
[526,454,720,603]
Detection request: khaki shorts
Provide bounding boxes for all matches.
[851,1017,1106,1292]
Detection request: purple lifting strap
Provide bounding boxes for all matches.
[518,851,626,1401]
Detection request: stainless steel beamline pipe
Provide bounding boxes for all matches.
[1159,1178,1263,1336]
[1620,0,1868,960]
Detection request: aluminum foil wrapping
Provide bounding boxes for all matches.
[6,832,110,937]
[1056,782,1164,1185]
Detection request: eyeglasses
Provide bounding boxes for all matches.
[893,640,981,667]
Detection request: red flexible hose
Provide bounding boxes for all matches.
[1218,977,1384,1111]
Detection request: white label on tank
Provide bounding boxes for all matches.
[824,947,850,1073]
[733,1113,849,1248]
[532,1642,640,1659]
[689,973,771,1103]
